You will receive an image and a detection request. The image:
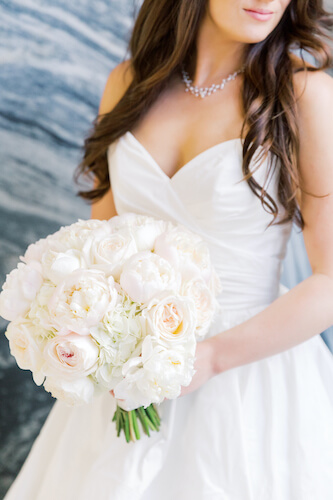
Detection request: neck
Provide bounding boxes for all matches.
[191,12,246,87]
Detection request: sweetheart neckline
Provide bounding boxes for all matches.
[122,131,242,182]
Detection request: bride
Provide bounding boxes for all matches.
[5,0,333,499]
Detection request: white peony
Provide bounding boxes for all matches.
[154,225,212,283]
[43,333,99,379]
[108,213,167,251]
[113,336,195,410]
[142,291,197,350]
[47,269,118,335]
[5,318,46,385]
[119,251,181,304]
[0,262,43,321]
[47,219,106,252]
[20,237,49,264]
[41,248,87,285]
[44,376,95,406]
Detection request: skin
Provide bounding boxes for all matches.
[93,0,333,401]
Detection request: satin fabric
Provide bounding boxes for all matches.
[5,132,333,500]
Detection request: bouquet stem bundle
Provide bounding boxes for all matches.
[112,404,161,442]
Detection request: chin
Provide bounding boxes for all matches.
[234,24,279,44]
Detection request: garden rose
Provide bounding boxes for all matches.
[181,277,217,338]
[43,333,99,379]
[81,226,138,278]
[142,291,197,350]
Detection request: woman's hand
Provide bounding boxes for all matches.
[179,338,216,398]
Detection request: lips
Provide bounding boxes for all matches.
[246,8,273,14]
[244,8,274,21]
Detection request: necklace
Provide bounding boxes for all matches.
[181,65,245,99]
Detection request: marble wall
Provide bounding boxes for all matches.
[0,1,332,497]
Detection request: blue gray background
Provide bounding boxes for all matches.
[0,1,332,497]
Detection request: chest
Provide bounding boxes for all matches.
[130,77,245,179]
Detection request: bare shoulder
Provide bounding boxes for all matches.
[98,59,134,116]
[91,60,134,220]
[289,51,332,100]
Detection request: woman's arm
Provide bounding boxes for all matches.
[180,70,333,395]
[91,60,133,221]
[209,70,333,375]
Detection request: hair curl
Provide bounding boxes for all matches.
[74,0,333,229]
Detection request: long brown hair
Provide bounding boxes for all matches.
[74,0,333,229]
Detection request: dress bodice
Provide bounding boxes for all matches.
[107,131,293,311]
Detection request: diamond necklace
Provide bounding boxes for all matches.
[181,65,245,99]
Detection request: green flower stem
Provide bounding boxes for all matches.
[144,409,159,432]
[128,410,136,442]
[137,407,151,436]
[130,410,141,440]
[145,405,160,429]
[116,407,121,437]
[124,411,130,443]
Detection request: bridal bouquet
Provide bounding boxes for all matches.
[0,214,221,442]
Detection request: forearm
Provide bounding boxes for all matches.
[209,272,333,374]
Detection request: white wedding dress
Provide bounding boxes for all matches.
[5,131,333,500]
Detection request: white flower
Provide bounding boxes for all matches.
[27,282,59,335]
[154,225,212,283]
[48,269,118,335]
[5,319,45,385]
[113,336,195,410]
[181,277,217,338]
[81,226,138,278]
[50,219,106,248]
[142,291,197,350]
[44,376,95,406]
[43,333,99,379]
[108,213,167,251]
[0,262,43,321]
[20,237,49,264]
[41,248,87,285]
[119,251,181,304]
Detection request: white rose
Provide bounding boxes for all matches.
[0,262,43,321]
[43,333,99,379]
[181,277,217,338]
[154,226,212,283]
[81,226,138,278]
[48,269,118,335]
[44,376,95,406]
[120,251,181,304]
[142,291,197,350]
[5,319,46,385]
